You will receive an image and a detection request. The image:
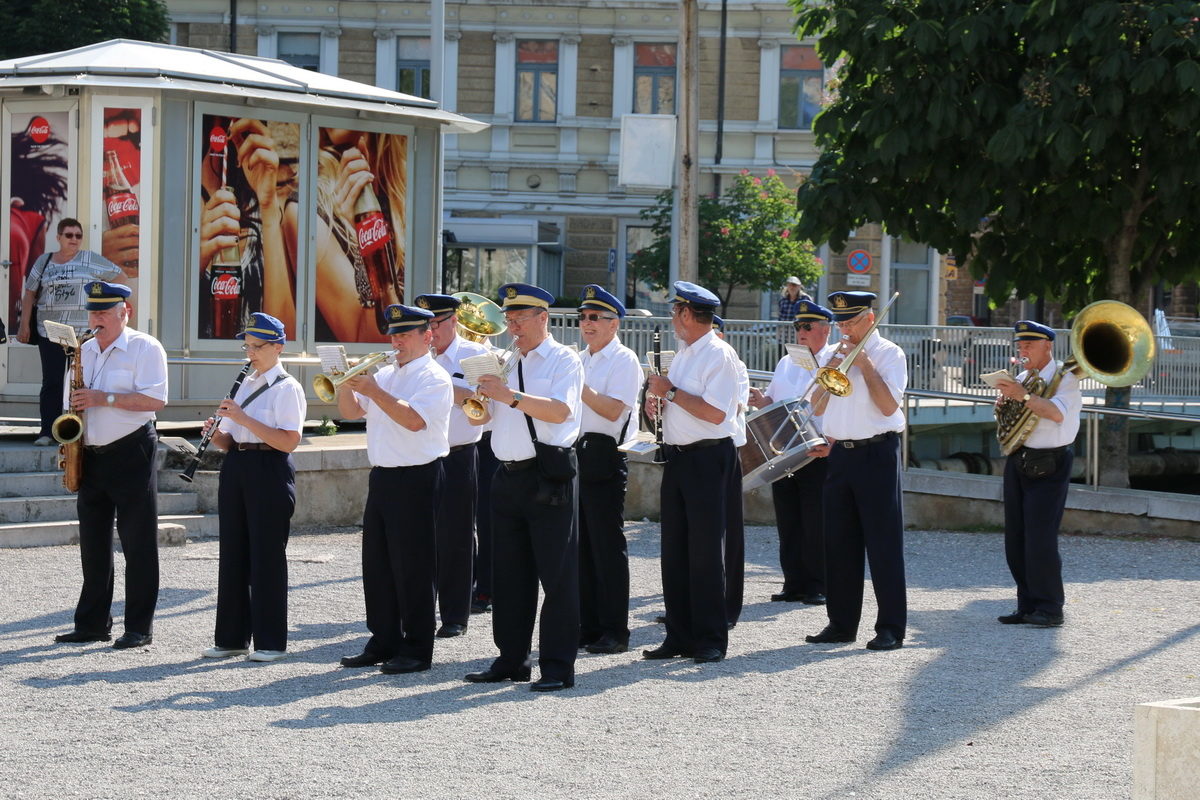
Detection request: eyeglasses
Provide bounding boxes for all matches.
[505,311,542,325]
[61,231,83,240]
[578,312,616,322]
[836,314,868,329]
[240,341,277,352]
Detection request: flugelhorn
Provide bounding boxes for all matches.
[313,351,391,403]
[815,292,900,397]
[462,338,521,420]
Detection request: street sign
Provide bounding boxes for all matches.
[846,274,871,287]
[847,249,872,273]
[608,248,617,273]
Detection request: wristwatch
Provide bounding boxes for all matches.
[509,392,523,408]
[105,393,116,407]
[664,386,678,403]
[1021,392,1031,403]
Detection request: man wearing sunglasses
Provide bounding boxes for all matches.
[574,285,642,656]
[748,300,838,606]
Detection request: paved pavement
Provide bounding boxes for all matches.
[2,523,1198,799]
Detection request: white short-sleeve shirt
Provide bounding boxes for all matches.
[490,335,584,461]
[220,362,307,444]
[579,336,642,441]
[662,330,742,445]
[1017,360,1082,449]
[357,353,453,467]
[818,331,908,441]
[81,327,168,446]
[434,334,491,448]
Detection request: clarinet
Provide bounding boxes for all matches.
[180,362,253,483]
[650,326,667,463]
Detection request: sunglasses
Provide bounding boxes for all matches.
[61,231,83,240]
[578,312,616,322]
[792,321,823,331]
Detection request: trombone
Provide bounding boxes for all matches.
[313,351,392,403]
[815,292,900,397]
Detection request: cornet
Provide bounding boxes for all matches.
[313,351,392,403]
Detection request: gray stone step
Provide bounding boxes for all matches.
[0,446,62,473]
[0,491,198,524]
[0,513,218,548]
[0,471,74,498]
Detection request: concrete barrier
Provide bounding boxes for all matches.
[1134,697,1200,798]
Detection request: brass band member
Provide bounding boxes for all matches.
[465,283,584,692]
[53,281,167,649]
[995,321,1081,628]
[337,304,453,674]
[643,282,743,664]
[748,300,837,605]
[712,314,749,628]
[201,312,307,663]
[805,291,908,652]
[576,285,642,655]
[416,292,491,638]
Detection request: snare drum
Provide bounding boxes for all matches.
[739,398,826,491]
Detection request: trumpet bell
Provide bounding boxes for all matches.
[452,292,507,342]
[51,412,84,445]
[462,398,488,420]
[312,351,392,403]
[1070,300,1156,387]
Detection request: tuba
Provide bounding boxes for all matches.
[52,332,93,492]
[451,292,506,342]
[995,300,1155,455]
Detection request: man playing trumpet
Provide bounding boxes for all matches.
[337,304,453,675]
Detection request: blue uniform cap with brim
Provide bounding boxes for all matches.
[578,284,625,318]
[498,282,553,311]
[384,303,435,335]
[414,293,461,318]
[83,280,131,310]
[712,315,725,332]
[1013,320,1056,342]
[827,291,877,322]
[794,300,833,322]
[671,280,720,310]
[236,311,286,343]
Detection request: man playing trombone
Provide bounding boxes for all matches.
[199,312,306,663]
[805,291,909,652]
[337,304,453,675]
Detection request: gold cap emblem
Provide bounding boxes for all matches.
[90,284,103,297]
[387,306,402,321]
[506,286,518,299]
[586,286,596,299]
[417,298,429,309]
[832,295,847,309]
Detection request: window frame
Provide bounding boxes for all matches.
[778,45,823,131]
[514,39,559,124]
[632,43,677,115]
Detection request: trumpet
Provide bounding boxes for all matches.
[462,338,521,420]
[815,291,900,397]
[313,351,392,403]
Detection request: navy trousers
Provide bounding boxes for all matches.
[361,461,443,663]
[1003,447,1072,616]
[473,432,498,600]
[771,458,828,595]
[578,445,630,645]
[37,336,68,438]
[822,433,906,639]
[436,444,477,627]
[215,448,295,651]
[74,425,159,636]
[724,455,745,625]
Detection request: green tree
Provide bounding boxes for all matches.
[791,0,1200,486]
[630,170,825,313]
[0,0,169,60]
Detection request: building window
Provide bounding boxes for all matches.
[515,40,558,123]
[397,37,432,99]
[779,45,823,129]
[633,43,676,114]
[278,32,321,71]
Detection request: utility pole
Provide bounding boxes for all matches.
[675,0,700,284]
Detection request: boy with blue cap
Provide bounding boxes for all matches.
[53,281,168,650]
[994,320,1081,628]
[200,312,307,663]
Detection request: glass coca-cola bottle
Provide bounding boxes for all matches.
[103,150,139,270]
[211,213,244,339]
[354,184,397,333]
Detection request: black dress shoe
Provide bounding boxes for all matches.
[54,630,111,644]
[805,625,855,644]
[380,656,431,674]
[642,642,692,659]
[340,651,387,668]
[464,666,532,683]
[654,615,667,624]
[693,648,723,664]
[585,635,628,655]
[530,676,574,692]
[865,631,903,651]
[800,593,827,605]
[771,590,804,602]
[112,632,152,649]
[997,610,1030,624]
[1023,610,1064,627]
[436,623,467,638]
[469,594,492,614]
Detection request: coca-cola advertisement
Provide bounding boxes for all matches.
[7,110,72,330]
[314,126,409,343]
[100,107,142,279]
[197,113,300,340]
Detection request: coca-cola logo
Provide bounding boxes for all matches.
[209,124,227,155]
[356,212,391,256]
[27,116,51,144]
[212,273,241,299]
[107,193,139,219]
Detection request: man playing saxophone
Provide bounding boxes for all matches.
[994,321,1082,628]
[53,281,167,650]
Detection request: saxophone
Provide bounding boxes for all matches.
[51,332,92,492]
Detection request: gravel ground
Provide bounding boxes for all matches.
[2,523,1199,800]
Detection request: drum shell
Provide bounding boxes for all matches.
[739,398,826,491]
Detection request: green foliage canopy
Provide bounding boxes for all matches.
[630,170,825,312]
[791,0,1200,311]
[0,0,169,60]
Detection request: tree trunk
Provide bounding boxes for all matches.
[1094,242,1137,487]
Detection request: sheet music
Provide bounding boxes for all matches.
[980,370,1013,390]
[43,320,78,348]
[316,345,348,375]
[618,430,660,455]
[645,350,675,375]
[785,343,817,370]
[460,352,503,386]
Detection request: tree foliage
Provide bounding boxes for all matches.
[791,0,1200,313]
[0,0,169,60]
[630,170,825,313]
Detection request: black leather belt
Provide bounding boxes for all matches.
[664,437,729,454]
[1018,445,1068,454]
[502,458,537,472]
[837,431,898,449]
[84,421,154,453]
[448,443,476,454]
[234,442,278,452]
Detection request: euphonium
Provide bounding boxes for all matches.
[313,351,391,403]
[52,331,93,493]
[451,292,506,342]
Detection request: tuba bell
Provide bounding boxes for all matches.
[451,292,507,342]
[995,299,1155,455]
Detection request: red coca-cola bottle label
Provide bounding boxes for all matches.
[356,211,391,258]
[106,192,139,227]
[212,271,241,300]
